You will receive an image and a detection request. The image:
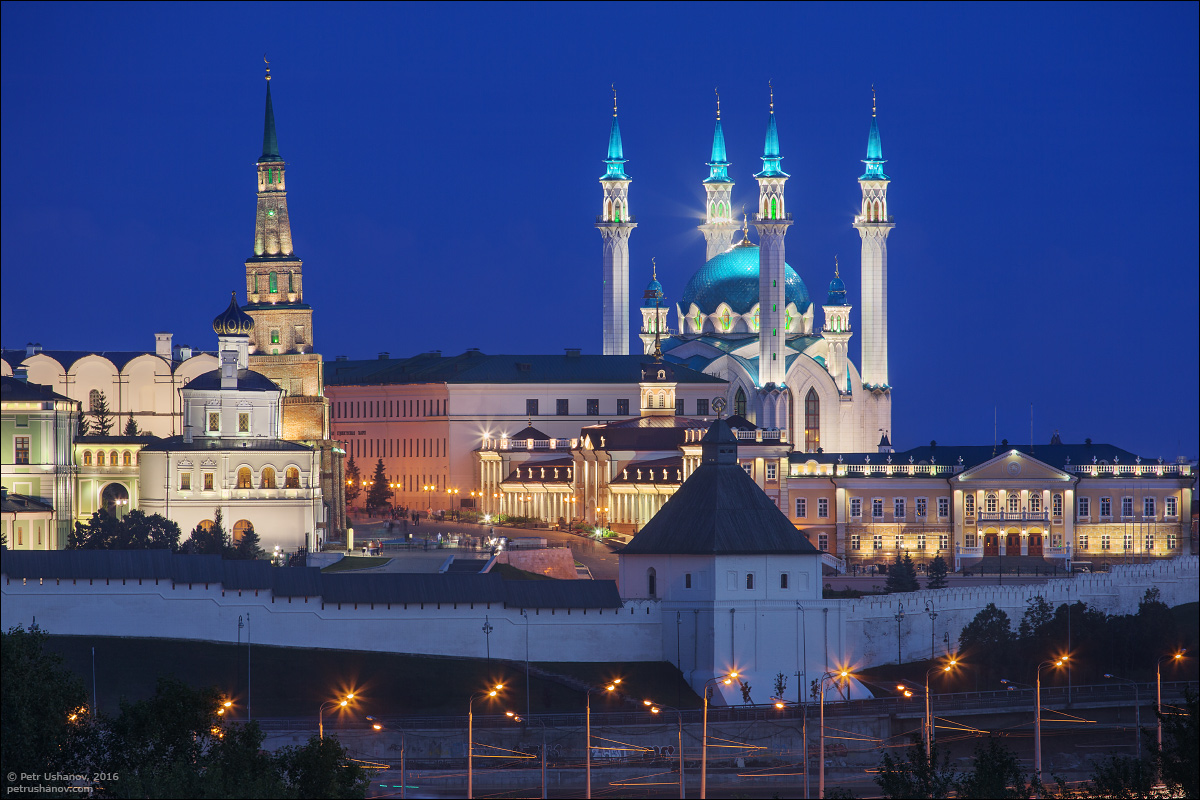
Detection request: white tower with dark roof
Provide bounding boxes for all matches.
[597,90,636,355]
[753,89,792,429]
[699,92,738,260]
[854,89,893,390]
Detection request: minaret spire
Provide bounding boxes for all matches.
[261,56,279,163]
[597,86,636,355]
[699,87,737,263]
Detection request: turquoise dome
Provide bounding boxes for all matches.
[642,275,665,308]
[679,243,810,315]
[827,274,847,305]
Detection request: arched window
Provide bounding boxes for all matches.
[89,389,102,412]
[734,387,747,418]
[710,201,716,219]
[770,197,778,219]
[237,468,252,489]
[647,567,657,598]
[198,519,215,532]
[232,520,253,545]
[83,451,93,466]
[1007,493,1021,513]
[96,451,105,466]
[615,204,622,223]
[804,389,820,453]
[122,451,132,466]
[268,272,278,293]
[746,573,755,590]
[985,493,998,513]
[285,467,300,488]
[260,467,276,489]
[780,573,789,589]
[109,450,118,466]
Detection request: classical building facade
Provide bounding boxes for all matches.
[1,374,77,547]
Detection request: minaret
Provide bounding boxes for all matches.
[699,90,737,260]
[853,87,894,389]
[639,259,670,355]
[822,257,853,390]
[753,86,792,392]
[244,62,311,358]
[596,87,636,356]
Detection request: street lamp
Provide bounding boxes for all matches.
[924,600,938,661]
[644,700,685,799]
[895,657,958,754]
[1157,650,1185,758]
[1002,655,1068,781]
[772,696,810,800]
[318,692,355,740]
[448,487,459,519]
[894,604,905,664]
[701,671,739,799]
[468,683,504,799]
[366,716,407,799]
[818,669,851,799]
[506,712,547,800]
[1103,673,1142,763]
[586,679,621,800]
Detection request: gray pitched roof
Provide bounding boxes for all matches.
[1,376,73,403]
[184,369,281,392]
[621,420,819,556]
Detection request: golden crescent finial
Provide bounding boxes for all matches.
[871,84,876,117]
[612,83,617,117]
[652,256,657,280]
[715,86,721,120]
[834,255,840,278]
[769,80,774,113]
[264,54,271,81]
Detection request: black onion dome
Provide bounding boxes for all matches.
[213,292,254,336]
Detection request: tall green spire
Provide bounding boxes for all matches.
[860,85,889,180]
[259,76,280,163]
[705,90,732,184]
[754,85,788,178]
[602,86,630,180]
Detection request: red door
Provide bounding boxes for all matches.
[1006,532,1021,553]
[1028,532,1043,556]
[983,533,1000,556]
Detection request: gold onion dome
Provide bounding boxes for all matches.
[212,292,254,336]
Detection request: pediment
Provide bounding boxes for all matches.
[954,450,1071,483]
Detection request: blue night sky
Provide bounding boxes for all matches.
[3,2,1197,460]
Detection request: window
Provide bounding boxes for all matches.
[850,498,862,519]
[270,330,280,344]
[208,412,220,433]
[780,573,789,589]
[109,450,118,466]
[741,462,753,476]
[288,272,295,292]
[916,498,927,518]
[1168,534,1177,550]
[14,415,28,428]
[526,399,539,416]
[873,534,883,550]
[851,533,861,550]
[122,451,132,466]
[745,573,755,590]
[647,568,657,598]
[238,412,250,433]
[676,398,685,415]
[731,387,746,418]
[237,468,252,489]
[985,493,998,513]
[1078,497,1090,518]
[1143,497,1155,518]
[269,272,278,293]
[818,533,829,551]
[587,399,599,416]
[804,389,820,452]
[818,498,829,518]
[1078,534,1089,550]
[894,533,904,550]
[1166,497,1178,517]
[179,472,191,491]
[795,498,807,518]
[1007,493,1021,514]
[89,389,102,412]
[233,520,253,545]
[1123,533,1132,551]
[766,462,777,481]
[697,398,709,416]
[872,498,883,518]
[1053,494,1063,517]
[894,498,906,519]
[939,534,949,552]
[285,467,300,488]
[965,532,976,548]
[1121,497,1133,518]
[1099,497,1112,518]
[1101,533,1111,551]
[965,494,976,516]
[96,451,105,466]
[1145,533,1155,552]
[203,472,214,491]
[14,436,30,465]
[83,451,93,466]
[685,573,692,589]
[1029,493,1042,513]
[616,399,629,415]
[555,399,569,416]
[937,497,949,518]
[917,534,926,551]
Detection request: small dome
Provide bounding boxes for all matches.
[642,276,665,308]
[212,292,254,336]
[827,274,847,306]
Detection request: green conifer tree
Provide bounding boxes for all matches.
[344,456,362,506]
[927,554,949,590]
[91,391,115,436]
[365,459,390,510]
[123,416,140,436]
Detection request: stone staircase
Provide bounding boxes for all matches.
[961,555,1067,575]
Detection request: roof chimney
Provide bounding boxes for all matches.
[565,348,582,358]
[155,333,173,360]
[220,350,238,389]
[14,366,29,383]
[183,423,194,444]
[25,342,41,357]
[378,352,390,360]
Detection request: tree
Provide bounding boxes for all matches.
[1,624,91,791]
[182,508,230,555]
[91,391,115,436]
[738,678,753,705]
[68,509,181,551]
[956,737,1034,799]
[959,604,1013,681]
[926,554,949,590]
[76,404,92,437]
[885,551,919,593]
[344,456,362,506]
[875,736,958,799]
[276,735,369,799]
[1152,688,1198,799]
[773,672,788,701]
[900,552,920,591]
[365,458,390,510]
[1079,755,1155,799]
[1017,595,1055,663]
[122,416,140,436]
[231,523,264,560]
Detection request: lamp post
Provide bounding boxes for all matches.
[644,701,685,800]
[924,600,938,661]
[894,604,905,665]
[586,679,621,800]
[318,692,355,740]
[520,609,531,720]
[1002,655,1067,781]
[448,487,459,519]
[701,671,738,799]
[467,683,504,799]
[925,658,956,749]
[818,669,850,799]
[1157,651,1185,758]
[506,712,548,799]
[1103,673,1141,763]
[367,716,407,799]
[773,697,809,800]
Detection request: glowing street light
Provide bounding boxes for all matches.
[1157,650,1185,759]
[1003,655,1067,781]
[506,711,547,799]
[319,692,356,740]
[586,679,621,800]
[701,671,738,799]
[643,699,684,799]
[367,716,408,799]
[468,683,504,799]
[818,669,851,799]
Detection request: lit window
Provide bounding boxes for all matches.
[238,413,250,433]
[1053,494,1063,517]
[270,330,280,345]
[237,468,252,489]
[203,472,214,491]
[1029,494,1042,513]
[872,498,883,518]
[937,497,949,518]
[1143,497,1155,518]
[964,494,976,516]
[916,498,927,517]
[285,467,300,488]
[269,272,278,293]
[1078,534,1089,550]
[208,412,220,433]
[873,534,883,550]
[261,467,276,489]
[179,473,191,491]
[617,399,629,415]
[1100,497,1112,518]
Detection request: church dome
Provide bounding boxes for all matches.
[679,243,810,315]
[827,274,847,305]
[212,292,254,336]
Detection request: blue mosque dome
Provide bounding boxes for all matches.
[679,243,810,315]
[827,273,847,306]
[642,274,665,308]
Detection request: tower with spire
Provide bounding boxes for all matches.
[639,259,670,355]
[753,86,792,427]
[596,88,637,356]
[699,91,738,260]
[854,87,893,391]
[822,257,853,390]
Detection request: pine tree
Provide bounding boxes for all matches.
[76,404,92,438]
[366,459,390,510]
[344,456,362,505]
[91,391,115,436]
[182,508,230,555]
[123,416,140,436]
[233,523,264,560]
[885,551,908,593]
[927,555,949,590]
[901,552,921,592]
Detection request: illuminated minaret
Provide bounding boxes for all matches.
[638,259,670,355]
[753,86,791,391]
[699,90,737,260]
[596,87,636,356]
[853,87,893,389]
[822,257,853,391]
